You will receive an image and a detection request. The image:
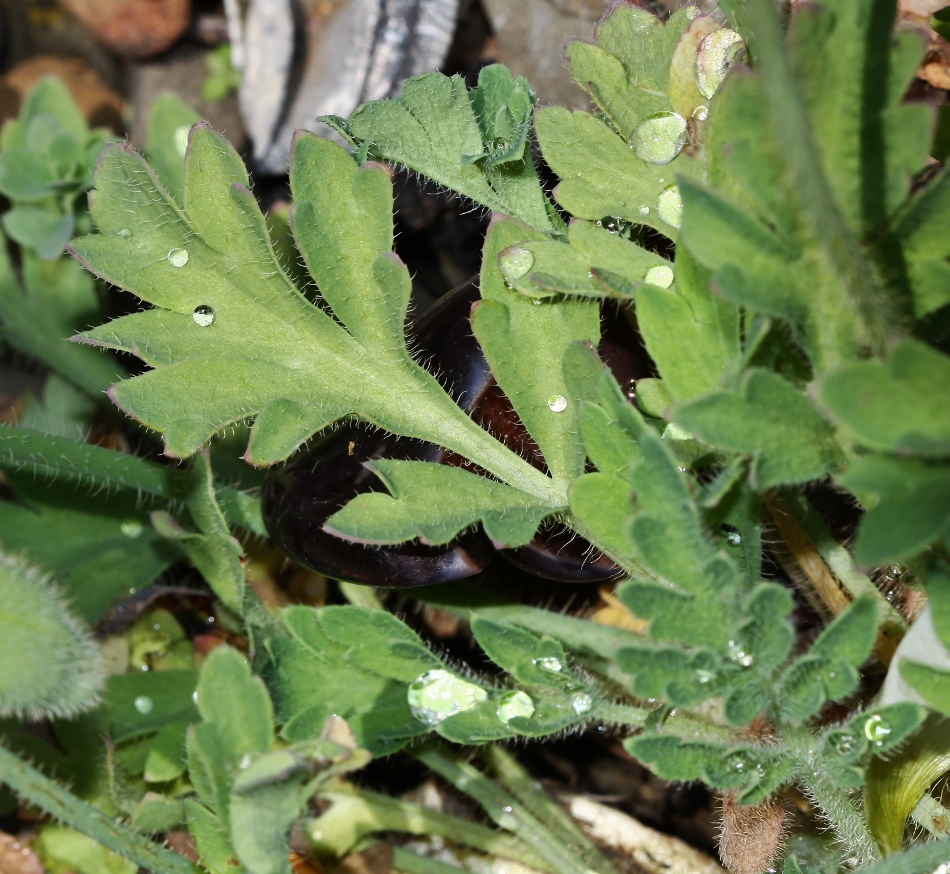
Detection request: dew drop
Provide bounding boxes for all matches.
[532,298,542,305]
[656,184,683,229]
[726,640,754,667]
[885,564,903,581]
[117,228,132,240]
[497,690,535,724]
[696,29,744,99]
[833,732,857,756]
[533,656,563,672]
[728,753,745,773]
[547,395,568,413]
[134,695,154,715]
[121,519,144,539]
[239,754,252,770]
[174,125,191,157]
[725,530,742,545]
[500,246,535,281]
[193,305,216,327]
[407,669,488,726]
[625,378,637,399]
[572,693,593,715]
[864,714,892,745]
[695,668,716,684]
[644,265,674,288]
[692,105,709,122]
[638,205,650,217]
[192,690,199,704]
[629,112,688,165]
[167,248,189,268]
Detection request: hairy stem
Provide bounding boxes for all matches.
[786,726,881,864]
[0,425,264,535]
[0,743,200,874]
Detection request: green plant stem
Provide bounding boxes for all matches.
[309,789,549,871]
[391,846,478,874]
[786,726,881,865]
[414,744,612,874]
[743,0,895,358]
[480,745,618,873]
[0,742,200,874]
[338,581,384,609]
[0,425,265,535]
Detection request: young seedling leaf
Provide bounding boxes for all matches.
[344,67,555,233]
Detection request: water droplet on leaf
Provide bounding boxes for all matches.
[500,246,534,281]
[533,656,563,672]
[117,228,132,240]
[629,112,688,165]
[239,754,252,770]
[134,695,154,715]
[726,640,754,667]
[697,29,744,99]
[692,105,709,122]
[547,395,568,413]
[407,669,488,726]
[572,693,593,715]
[645,265,674,288]
[167,248,189,268]
[121,519,143,538]
[497,690,535,724]
[864,714,892,745]
[638,205,650,217]
[193,305,216,327]
[656,184,683,229]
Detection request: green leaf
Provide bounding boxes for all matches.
[475,218,601,484]
[636,247,740,401]
[2,206,73,259]
[0,425,264,537]
[499,219,670,299]
[72,130,556,507]
[0,244,124,398]
[839,456,950,565]
[0,471,183,622]
[894,165,950,316]
[777,595,878,723]
[145,94,200,203]
[569,473,637,561]
[131,795,185,834]
[465,64,536,168]
[674,369,842,490]
[899,661,950,715]
[325,460,550,548]
[185,801,245,874]
[0,552,102,720]
[345,68,555,233]
[0,149,56,200]
[317,605,441,681]
[106,670,198,743]
[536,107,694,239]
[143,721,189,783]
[19,76,88,141]
[819,340,950,458]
